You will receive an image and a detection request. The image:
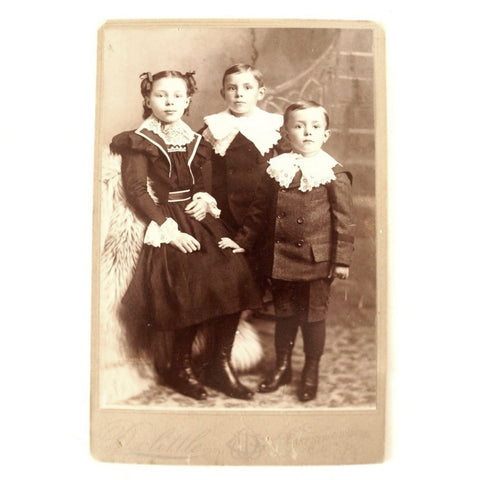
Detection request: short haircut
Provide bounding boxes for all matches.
[222,63,265,88]
[284,100,330,130]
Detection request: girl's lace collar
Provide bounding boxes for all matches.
[202,107,283,156]
[267,151,340,192]
[139,116,195,146]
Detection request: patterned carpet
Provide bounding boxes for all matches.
[120,315,377,410]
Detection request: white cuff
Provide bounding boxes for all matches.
[193,192,221,219]
[144,218,179,247]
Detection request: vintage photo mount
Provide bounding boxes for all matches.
[90,18,387,466]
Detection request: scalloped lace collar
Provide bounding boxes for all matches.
[267,151,340,192]
[139,116,195,146]
[202,107,283,156]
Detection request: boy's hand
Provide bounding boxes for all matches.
[185,198,208,221]
[330,265,349,280]
[218,237,245,253]
[169,232,201,253]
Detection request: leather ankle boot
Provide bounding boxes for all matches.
[258,319,297,393]
[167,326,207,400]
[167,351,208,401]
[297,356,320,402]
[207,353,254,400]
[258,351,292,393]
[205,316,254,400]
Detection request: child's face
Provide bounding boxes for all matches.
[146,77,190,124]
[285,107,331,157]
[221,71,265,117]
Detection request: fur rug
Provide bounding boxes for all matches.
[98,147,263,405]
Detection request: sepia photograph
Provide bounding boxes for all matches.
[90,19,387,465]
[5,2,480,478]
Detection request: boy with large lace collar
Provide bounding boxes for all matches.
[219,101,355,402]
[201,64,283,289]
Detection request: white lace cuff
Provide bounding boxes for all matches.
[193,192,221,218]
[144,218,179,247]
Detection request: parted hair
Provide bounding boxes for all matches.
[222,63,265,88]
[140,70,198,119]
[283,100,330,130]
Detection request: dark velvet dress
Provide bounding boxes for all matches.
[110,128,263,331]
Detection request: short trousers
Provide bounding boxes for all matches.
[270,277,333,323]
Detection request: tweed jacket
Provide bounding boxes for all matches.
[234,159,355,282]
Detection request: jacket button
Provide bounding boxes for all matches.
[275,239,281,244]
[296,240,304,247]
[297,217,304,224]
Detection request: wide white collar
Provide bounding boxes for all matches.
[139,116,195,146]
[267,151,340,192]
[202,107,283,156]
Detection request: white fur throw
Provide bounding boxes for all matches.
[98,147,263,405]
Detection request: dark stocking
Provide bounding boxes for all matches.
[298,321,326,402]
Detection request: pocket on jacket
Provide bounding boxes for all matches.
[311,242,331,263]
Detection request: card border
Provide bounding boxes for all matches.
[90,18,387,465]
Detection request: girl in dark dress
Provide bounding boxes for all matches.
[110,70,262,401]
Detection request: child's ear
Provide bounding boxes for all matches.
[324,129,331,143]
[145,97,151,108]
[257,86,266,100]
[185,97,191,108]
[220,88,225,99]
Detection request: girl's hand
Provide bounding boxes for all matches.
[169,232,201,253]
[185,198,208,221]
[329,265,350,280]
[218,237,245,253]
